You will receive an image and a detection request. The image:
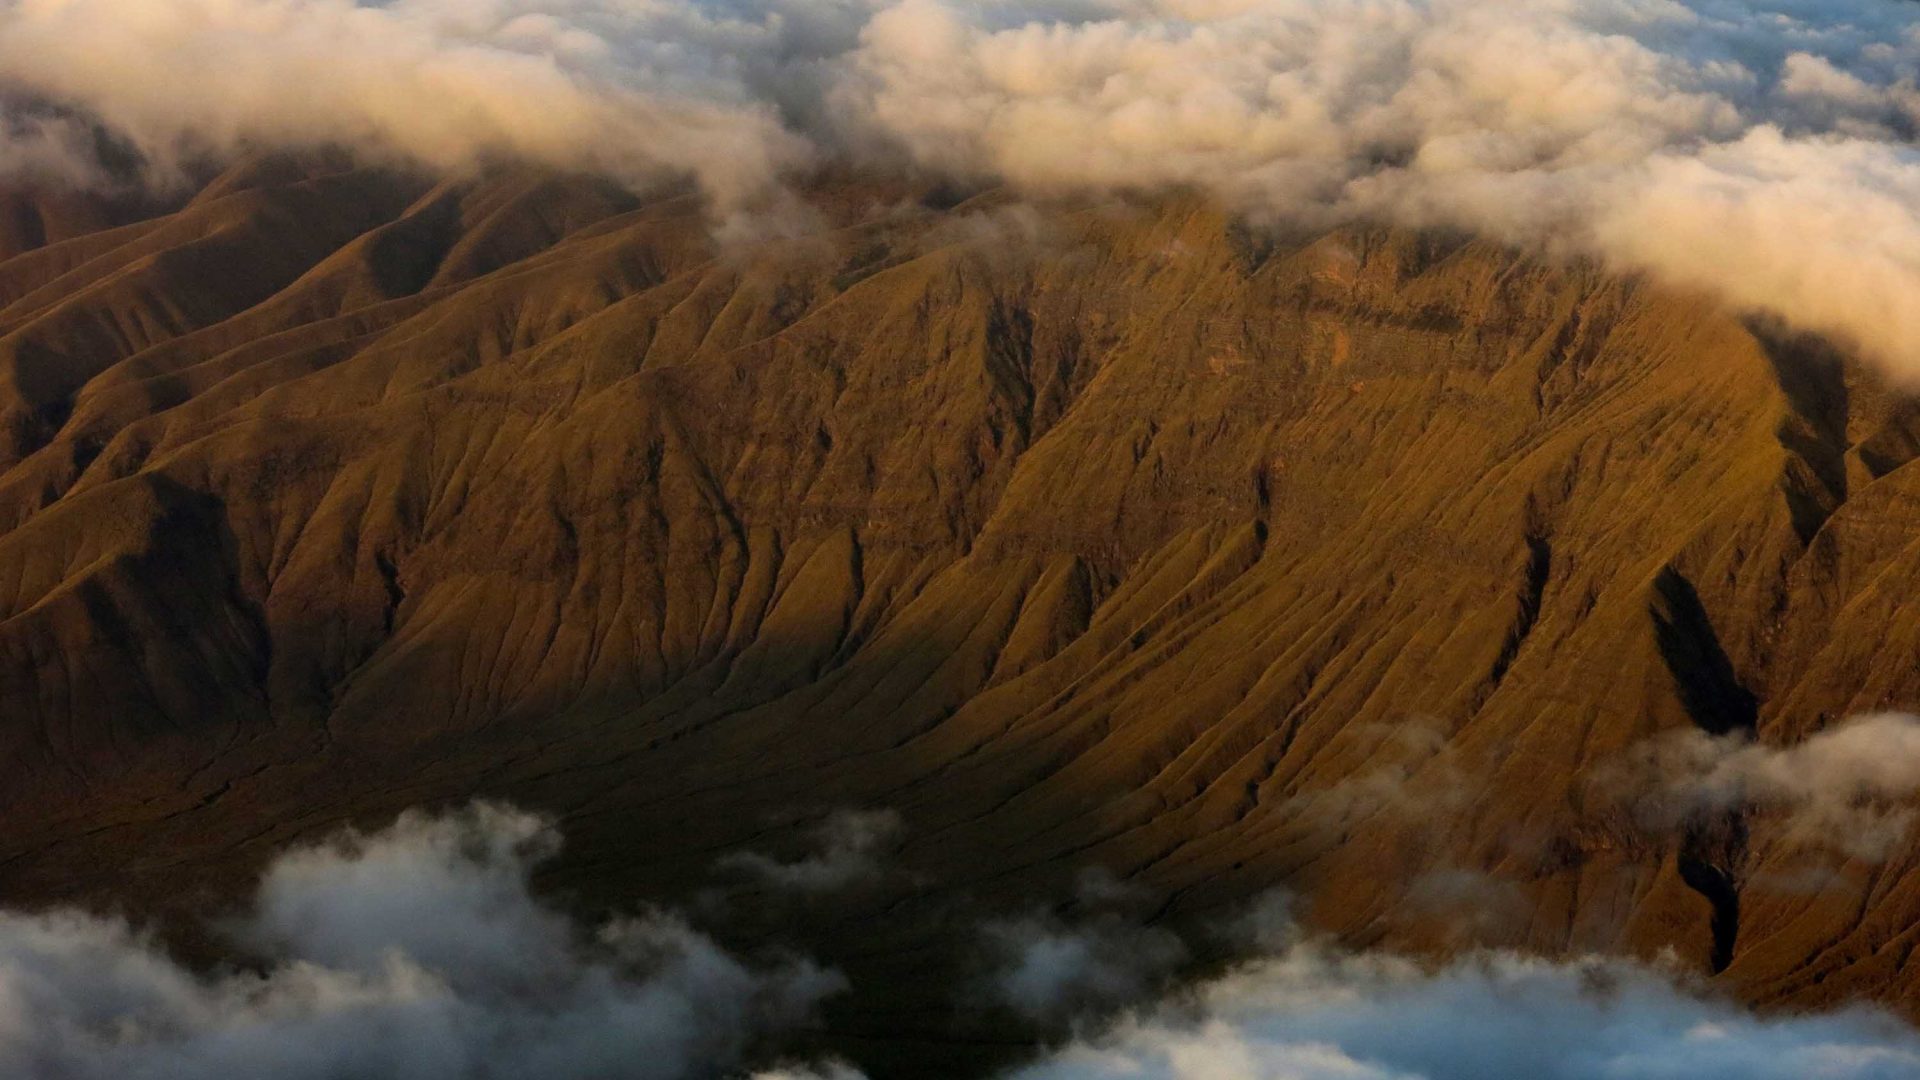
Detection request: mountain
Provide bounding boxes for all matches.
[1,156,1918,1071]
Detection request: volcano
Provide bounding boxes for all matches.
[1,157,1919,1072]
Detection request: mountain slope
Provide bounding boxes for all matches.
[1,158,1918,1070]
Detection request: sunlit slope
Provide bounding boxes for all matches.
[0,158,1916,1030]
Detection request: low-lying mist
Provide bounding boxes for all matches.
[2,795,1919,1079]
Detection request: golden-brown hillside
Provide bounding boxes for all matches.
[2,157,1918,1072]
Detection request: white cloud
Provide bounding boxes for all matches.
[834,0,1920,376]
[0,0,825,205]
[1002,944,1920,1080]
[759,894,1920,1080]
[981,868,1190,1023]
[4,803,1920,1079]
[0,802,844,1080]
[8,1,1920,375]
[1610,711,1920,860]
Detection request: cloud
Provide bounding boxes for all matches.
[834,0,1920,376]
[0,0,826,205]
[6,803,1920,1080]
[1402,868,1531,943]
[984,913,1189,1022]
[1606,712,1920,860]
[1001,942,1920,1080]
[716,808,905,893]
[7,1,1920,376]
[1280,720,1470,832]
[0,802,845,1080]
[0,102,124,189]
[980,869,1188,1023]
[769,893,1920,1080]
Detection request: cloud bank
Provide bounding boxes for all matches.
[1001,944,1920,1080]
[847,0,1920,375]
[0,802,843,1080]
[0,0,826,204]
[774,886,1920,1080]
[4,800,1920,1079]
[7,0,1920,375]
[966,873,1918,1080]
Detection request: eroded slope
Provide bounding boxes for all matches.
[0,159,1917,1069]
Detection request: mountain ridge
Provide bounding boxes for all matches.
[2,157,1919,1071]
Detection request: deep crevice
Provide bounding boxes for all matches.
[1678,850,1741,975]
[1651,566,1757,738]
[1678,810,1749,976]
[1495,533,1551,684]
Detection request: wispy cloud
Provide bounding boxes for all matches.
[716,808,906,893]
[983,912,1188,1022]
[1603,712,1920,860]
